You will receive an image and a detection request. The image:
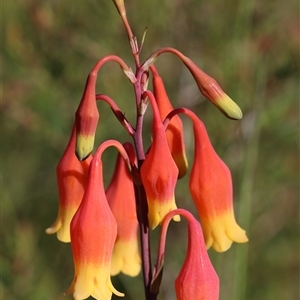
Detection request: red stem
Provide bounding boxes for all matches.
[91,54,130,75]
[113,7,157,299]
[141,47,186,71]
[163,107,198,130]
[132,68,154,299]
[156,209,195,276]
[93,139,131,169]
[96,94,135,136]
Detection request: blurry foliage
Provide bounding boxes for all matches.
[2,0,299,299]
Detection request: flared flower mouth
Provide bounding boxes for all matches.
[110,238,141,277]
[65,263,124,300]
[147,196,180,230]
[45,204,77,242]
[201,211,248,252]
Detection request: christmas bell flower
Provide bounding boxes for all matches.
[151,65,188,179]
[143,48,242,120]
[46,124,92,243]
[141,91,180,229]
[182,108,248,252]
[157,209,219,300]
[75,72,99,161]
[75,55,132,161]
[106,142,141,277]
[65,140,129,300]
[179,55,242,120]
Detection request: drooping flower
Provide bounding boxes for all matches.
[151,65,188,178]
[158,209,219,300]
[140,91,180,229]
[180,56,242,120]
[106,142,141,277]
[65,140,128,300]
[75,54,134,160]
[184,108,248,252]
[143,48,242,120]
[75,72,99,161]
[46,124,92,243]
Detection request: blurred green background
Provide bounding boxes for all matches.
[3,0,299,299]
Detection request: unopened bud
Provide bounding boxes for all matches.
[112,0,126,16]
[181,56,243,120]
[75,134,95,161]
[216,93,243,120]
[75,73,99,161]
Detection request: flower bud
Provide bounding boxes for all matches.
[158,209,219,300]
[175,212,219,300]
[75,73,99,161]
[181,56,242,120]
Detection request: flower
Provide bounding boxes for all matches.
[185,109,248,252]
[143,48,242,120]
[106,142,141,277]
[175,212,219,300]
[75,73,99,161]
[46,124,92,243]
[158,209,219,300]
[65,141,126,300]
[141,91,180,229]
[180,56,242,120]
[151,65,188,178]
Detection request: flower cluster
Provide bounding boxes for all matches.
[46,1,248,299]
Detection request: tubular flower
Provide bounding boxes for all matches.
[141,91,180,229]
[106,142,141,277]
[46,124,92,243]
[180,56,242,120]
[175,211,219,300]
[151,65,188,179]
[185,109,248,252]
[75,72,99,161]
[158,209,219,300]
[65,141,126,300]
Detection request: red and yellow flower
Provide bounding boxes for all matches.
[46,124,92,243]
[66,141,128,300]
[75,73,99,161]
[106,142,141,277]
[140,91,180,229]
[151,65,188,178]
[185,109,248,252]
[158,209,219,300]
[180,55,242,120]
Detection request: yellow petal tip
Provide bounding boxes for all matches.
[217,94,243,120]
[75,134,94,161]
